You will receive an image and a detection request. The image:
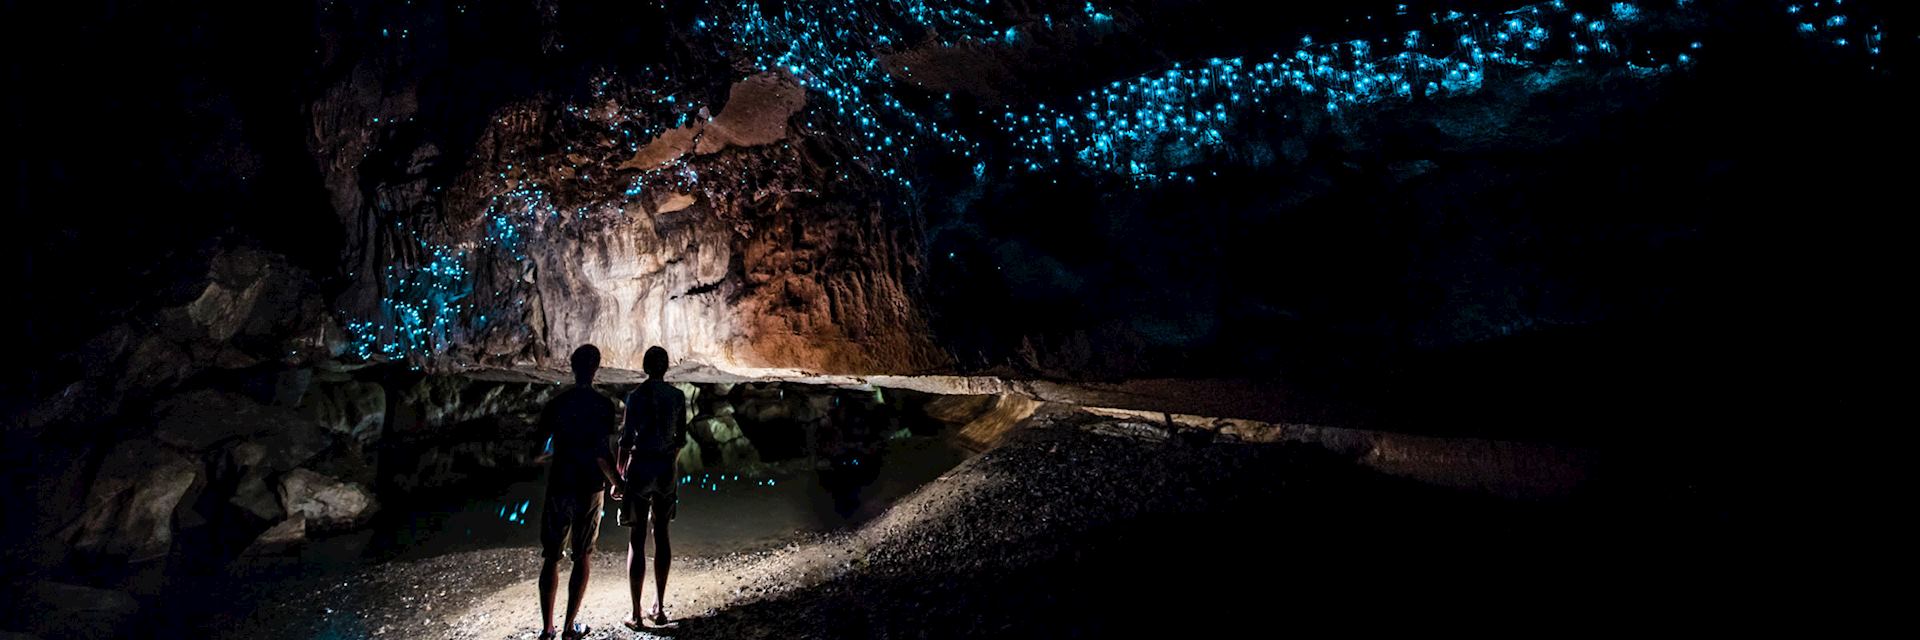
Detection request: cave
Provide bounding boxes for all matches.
[2,0,1903,637]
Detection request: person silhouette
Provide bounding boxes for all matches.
[534,345,622,640]
[619,346,688,629]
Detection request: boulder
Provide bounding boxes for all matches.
[298,380,386,445]
[249,421,334,473]
[229,469,284,522]
[394,377,556,432]
[301,441,379,488]
[14,380,115,438]
[687,417,721,445]
[798,393,834,423]
[185,275,267,343]
[10,442,97,571]
[688,415,743,445]
[242,515,307,556]
[200,248,327,347]
[738,397,789,424]
[121,334,196,393]
[672,383,702,423]
[276,469,376,531]
[927,394,1041,452]
[720,439,761,468]
[675,439,704,474]
[709,415,744,443]
[153,391,333,470]
[60,440,200,562]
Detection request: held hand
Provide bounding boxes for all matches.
[608,479,626,501]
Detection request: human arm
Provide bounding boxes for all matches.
[616,392,637,477]
[672,393,689,451]
[602,397,627,498]
[598,455,624,499]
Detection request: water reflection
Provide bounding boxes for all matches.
[333,384,972,565]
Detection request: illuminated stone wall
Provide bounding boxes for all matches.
[318,0,1897,377]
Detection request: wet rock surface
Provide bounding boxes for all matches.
[298,379,387,445]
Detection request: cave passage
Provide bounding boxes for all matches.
[7,0,1900,637]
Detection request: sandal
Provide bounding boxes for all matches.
[622,619,644,632]
[561,623,592,640]
[649,607,669,626]
[538,630,558,640]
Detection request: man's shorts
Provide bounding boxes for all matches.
[620,465,678,527]
[539,489,604,560]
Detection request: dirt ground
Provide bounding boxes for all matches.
[205,407,1759,638]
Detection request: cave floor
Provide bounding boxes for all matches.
[200,407,1759,638]
[302,434,972,566]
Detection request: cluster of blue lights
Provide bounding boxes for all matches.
[1084,1,1114,25]
[498,499,532,525]
[1789,1,1883,57]
[990,0,1708,181]
[341,0,1895,366]
[892,0,997,36]
[720,0,1035,187]
[683,472,778,492]
[572,73,701,157]
[623,158,704,205]
[483,183,554,260]
[348,241,473,362]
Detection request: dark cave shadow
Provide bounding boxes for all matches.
[631,619,689,638]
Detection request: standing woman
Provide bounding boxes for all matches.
[619,346,688,629]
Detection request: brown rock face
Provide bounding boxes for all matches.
[154,390,333,470]
[694,73,807,154]
[297,379,387,445]
[618,123,704,172]
[276,468,377,531]
[318,63,947,377]
[60,440,200,562]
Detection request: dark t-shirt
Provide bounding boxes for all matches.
[619,379,687,475]
[541,385,617,495]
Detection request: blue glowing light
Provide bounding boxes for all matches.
[344,0,1890,366]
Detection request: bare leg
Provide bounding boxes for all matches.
[563,555,590,632]
[641,522,656,618]
[651,510,671,620]
[539,557,561,635]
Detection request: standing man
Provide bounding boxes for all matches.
[536,345,623,640]
[619,346,688,629]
